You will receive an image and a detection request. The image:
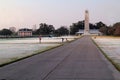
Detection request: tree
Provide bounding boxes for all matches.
[95,21,107,29]
[36,23,55,35]
[55,26,69,36]
[113,22,120,36]
[0,29,13,36]
[70,21,84,35]
[99,26,108,35]
[48,25,55,34]
[89,23,96,29]
[107,26,115,35]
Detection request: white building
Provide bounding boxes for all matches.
[76,29,101,35]
[18,28,32,37]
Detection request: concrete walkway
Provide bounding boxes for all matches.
[0,36,119,80]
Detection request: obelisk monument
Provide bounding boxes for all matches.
[84,10,90,35]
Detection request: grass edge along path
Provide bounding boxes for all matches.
[91,37,120,72]
[0,44,62,67]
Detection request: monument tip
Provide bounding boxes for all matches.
[85,10,88,13]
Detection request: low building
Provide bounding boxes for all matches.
[76,29,101,35]
[18,28,32,37]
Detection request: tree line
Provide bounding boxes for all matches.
[33,23,69,36]
[0,23,69,37]
[0,29,13,36]
[0,21,120,36]
[99,22,120,36]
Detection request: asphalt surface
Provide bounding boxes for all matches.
[0,36,118,80]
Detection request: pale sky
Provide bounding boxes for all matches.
[0,0,120,29]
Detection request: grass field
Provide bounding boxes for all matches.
[92,36,120,71]
[0,36,79,66]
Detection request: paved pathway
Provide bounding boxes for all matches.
[0,36,118,80]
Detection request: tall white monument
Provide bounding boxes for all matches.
[84,10,90,35]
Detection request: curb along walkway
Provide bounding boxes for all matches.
[0,36,118,80]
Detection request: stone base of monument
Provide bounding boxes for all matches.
[83,31,91,35]
[83,34,91,36]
